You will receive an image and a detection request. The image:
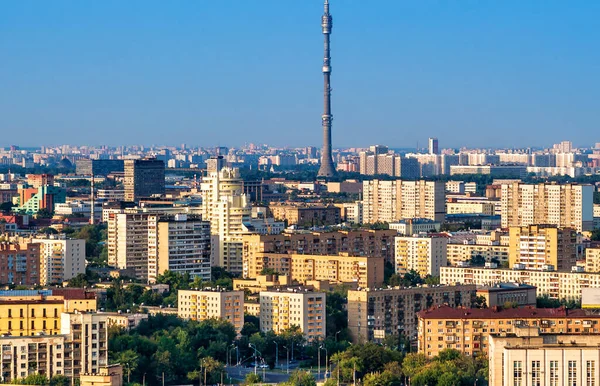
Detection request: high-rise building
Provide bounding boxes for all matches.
[395,235,448,277]
[123,158,165,202]
[362,180,445,223]
[147,214,211,283]
[259,289,326,341]
[178,289,244,333]
[508,225,577,271]
[107,211,150,281]
[75,159,124,176]
[500,182,593,232]
[200,167,251,274]
[428,137,439,155]
[32,235,86,285]
[0,242,40,285]
[348,284,476,345]
[317,0,336,178]
[60,312,109,377]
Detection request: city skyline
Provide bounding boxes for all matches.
[1,1,599,148]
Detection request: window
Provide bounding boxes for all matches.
[513,361,523,386]
[531,361,541,386]
[569,361,577,386]
[587,360,595,386]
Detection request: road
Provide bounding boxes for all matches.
[225,365,331,384]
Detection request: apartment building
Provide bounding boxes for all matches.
[446,243,509,267]
[348,284,476,344]
[123,158,165,202]
[441,266,600,301]
[0,242,40,285]
[508,225,577,271]
[585,248,600,272]
[60,312,109,377]
[500,182,593,232]
[489,330,600,386]
[107,211,150,281]
[362,180,445,224]
[32,235,85,285]
[178,289,244,333]
[259,289,326,341]
[269,203,340,228]
[147,214,211,283]
[244,252,384,288]
[0,334,66,381]
[395,235,448,277]
[417,305,600,358]
[242,230,397,265]
[200,167,251,274]
[389,219,441,236]
[446,201,495,216]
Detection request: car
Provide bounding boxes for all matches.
[259,364,269,369]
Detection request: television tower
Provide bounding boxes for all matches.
[317,0,336,178]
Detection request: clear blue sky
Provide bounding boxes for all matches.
[1,1,598,149]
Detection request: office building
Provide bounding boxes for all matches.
[508,225,577,271]
[75,160,124,177]
[440,266,600,301]
[500,182,593,232]
[200,167,251,274]
[417,305,600,358]
[123,158,165,202]
[147,214,211,283]
[178,289,244,333]
[32,235,85,285]
[428,137,439,155]
[242,230,397,266]
[244,253,384,288]
[0,243,40,285]
[489,329,600,386]
[348,284,476,345]
[395,235,448,277]
[476,283,537,308]
[259,289,326,341]
[362,180,445,223]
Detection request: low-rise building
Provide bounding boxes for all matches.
[80,364,123,386]
[233,274,294,294]
[177,289,244,333]
[389,219,441,236]
[259,289,326,341]
[476,283,537,308]
[446,201,495,216]
[417,305,600,358]
[489,329,600,386]
[104,312,148,330]
[446,243,509,266]
[348,284,476,345]
[268,202,341,227]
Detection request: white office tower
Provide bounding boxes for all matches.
[200,167,251,274]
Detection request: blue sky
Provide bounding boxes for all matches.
[1,0,598,149]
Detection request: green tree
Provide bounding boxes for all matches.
[117,349,139,383]
[49,375,70,386]
[282,370,316,386]
[67,273,89,288]
[244,373,262,385]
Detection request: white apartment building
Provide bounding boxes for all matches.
[342,201,363,224]
[147,214,211,284]
[200,167,251,274]
[33,236,86,285]
[259,289,326,341]
[362,180,445,224]
[500,182,593,232]
[440,266,600,301]
[178,289,244,333]
[395,235,447,277]
[0,334,66,381]
[446,202,495,216]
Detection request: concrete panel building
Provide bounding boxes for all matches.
[395,235,448,277]
[178,289,244,334]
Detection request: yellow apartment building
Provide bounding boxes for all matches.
[178,289,244,333]
[508,225,577,271]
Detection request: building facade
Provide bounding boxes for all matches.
[107,211,150,281]
[124,158,165,202]
[0,243,40,285]
[178,290,244,333]
[60,312,109,378]
[32,236,85,285]
[395,235,448,277]
[508,225,577,271]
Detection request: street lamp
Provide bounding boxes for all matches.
[248,343,261,376]
[319,345,328,380]
[283,345,290,374]
[272,341,279,369]
[335,330,341,342]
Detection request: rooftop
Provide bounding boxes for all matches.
[418,305,595,319]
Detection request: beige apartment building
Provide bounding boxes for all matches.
[417,306,600,358]
[489,329,600,386]
[446,201,495,216]
[441,266,600,301]
[362,180,445,224]
[348,284,476,345]
[476,283,537,308]
[268,203,341,227]
[395,235,448,277]
[178,289,244,333]
[585,247,600,272]
[31,235,85,286]
[259,289,326,341]
[500,182,594,232]
[0,334,66,381]
[107,211,150,281]
[60,312,109,378]
[447,243,509,266]
[508,225,577,271]
[242,230,397,265]
[244,252,384,288]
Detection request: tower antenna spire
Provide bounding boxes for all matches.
[317,0,336,178]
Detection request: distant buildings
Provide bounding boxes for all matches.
[500,182,593,232]
[362,180,445,223]
[348,284,476,345]
[16,185,66,215]
[75,159,124,177]
[124,158,165,202]
[268,202,341,227]
[178,289,244,334]
[259,289,326,341]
